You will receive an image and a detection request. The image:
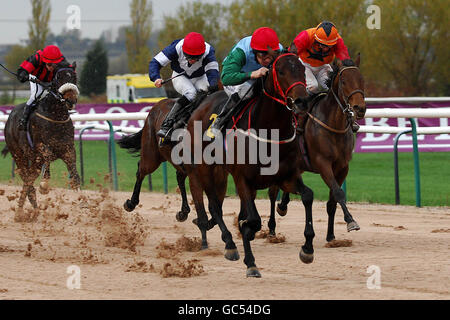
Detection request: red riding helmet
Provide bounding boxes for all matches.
[42,45,64,63]
[250,27,279,51]
[182,32,206,56]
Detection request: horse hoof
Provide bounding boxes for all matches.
[276,204,287,216]
[299,249,314,264]
[39,182,50,195]
[201,243,208,250]
[326,235,336,242]
[224,248,240,261]
[269,230,276,237]
[123,200,135,212]
[14,208,30,223]
[347,221,360,232]
[176,211,188,222]
[246,267,261,278]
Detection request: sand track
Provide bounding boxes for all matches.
[0,184,449,300]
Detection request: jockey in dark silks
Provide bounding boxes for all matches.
[210,27,283,132]
[148,32,220,140]
[16,45,72,130]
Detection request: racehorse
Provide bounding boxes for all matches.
[267,54,366,242]
[2,65,80,222]
[182,52,312,277]
[117,92,216,244]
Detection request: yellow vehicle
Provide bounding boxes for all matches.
[106,74,167,103]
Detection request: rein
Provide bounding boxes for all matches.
[35,112,71,124]
[262,53,306,109]
[308,65,364,134]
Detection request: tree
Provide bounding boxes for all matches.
[80,40,108,96]
[4,45,35,102]
[28,0,51,50]
[126,0,152,73]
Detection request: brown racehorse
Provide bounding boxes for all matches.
[2,65,80,222]
[182,52,313,277]
[267,55,366,242]
[117,92,219,248]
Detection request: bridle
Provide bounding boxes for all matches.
[263,53,306,110]
[330,66,364,118]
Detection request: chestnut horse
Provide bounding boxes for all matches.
[2,65,80,222]
[182,52,313,277]
[268,55,366,242]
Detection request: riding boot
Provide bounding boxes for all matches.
[18,103,34,131]
[210,92,241,132]
[157,95,190,139]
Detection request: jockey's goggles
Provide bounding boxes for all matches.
[183,52,202,61]
[254,50,280,59]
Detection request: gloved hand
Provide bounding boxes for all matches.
[17,69,29,83]
[208,84,219,93]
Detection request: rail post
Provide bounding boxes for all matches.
[78,126,95,187]
[409,118,421,207]
[106,121,119,191]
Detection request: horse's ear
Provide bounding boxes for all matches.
[354,53,360,67]
[288,42,297,54]
[72,61,77,70]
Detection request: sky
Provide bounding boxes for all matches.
[0,0,231,45]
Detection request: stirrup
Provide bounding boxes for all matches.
[351,122,360,132]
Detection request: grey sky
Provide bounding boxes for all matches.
[0,0,231,45]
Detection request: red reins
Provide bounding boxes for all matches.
[263,53,306,106]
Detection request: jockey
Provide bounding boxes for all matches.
[293,21,359,132]
[16,45,71,130]
[149,32,220,139]
[210,27,283,132]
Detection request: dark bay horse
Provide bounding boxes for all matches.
[268,55,366,242]
[117,93,218,235]
[2,65,80,222]
[182,52,313,277]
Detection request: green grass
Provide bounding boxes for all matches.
[0,141,448,207]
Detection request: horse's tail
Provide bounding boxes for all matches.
[117,129,143,154]
[1,145,9,158]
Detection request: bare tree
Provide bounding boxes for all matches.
[28,0,51,50]
[126,0,152,73]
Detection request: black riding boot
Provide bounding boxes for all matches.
[210,93,241,132]
[157,95,190,139]
[351,121,360,132]
[18,103,34,131]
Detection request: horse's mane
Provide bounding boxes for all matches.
[325,59,355,89]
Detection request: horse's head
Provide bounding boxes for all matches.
[264,52,308,113]
[52,62,79,110]
[333,54,366,120]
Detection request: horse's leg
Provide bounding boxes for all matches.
[124,160,154,212]
[39,163,50,195]
[188,175,209,249]
[295,177,315,264]
[61,148,80,190]
[335,166,360,232]
[326,189,337,242]
[267,186,278,236]
[277,191,290,216]
[235,179,262,277]
[175,170,190,222]
[204,186,239,261]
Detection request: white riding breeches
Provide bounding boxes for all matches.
[224,79,256,99]
[172,71,209,102]
[26,75,45,106]
[300,59,333,94]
